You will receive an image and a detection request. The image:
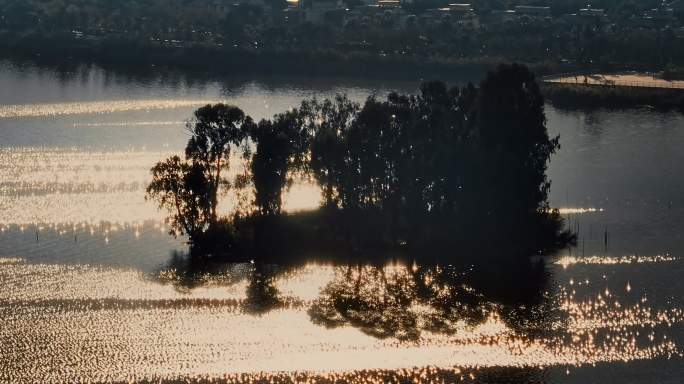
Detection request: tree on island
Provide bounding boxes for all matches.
[299,64,566,252]
[147,156,211,241]
[146,103,254,250]
[250,110,310,216]
[185,104,252,222]
[147,64,574,258]
[304,95,359,208]
[470,63,562,249]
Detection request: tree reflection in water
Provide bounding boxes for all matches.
[149,250,564,383]
[156,250,285,314]
[156,250,248,293]
[243,262,283,315]
[309,260,559,341]
[156,248,562,342]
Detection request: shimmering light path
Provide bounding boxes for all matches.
[2,63,684,383]
[0,148,320,226]
[1,259,683,383]
[555,254,678,268]
[0,99,220,118]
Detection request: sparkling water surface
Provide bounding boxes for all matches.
[1,60,684,383]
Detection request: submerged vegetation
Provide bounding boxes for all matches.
[147,64,575,261]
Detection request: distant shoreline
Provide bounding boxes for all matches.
[0,31,490,80]
[542,82,684,112]
[2,32,681,113]
[544,73,684,90]
[0,31,622,81]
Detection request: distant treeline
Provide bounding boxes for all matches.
[543,82,684,111]
[0,30,545,79]
[3,27,679,84]
[663,64,684,81]
[2,0,684,81]
[0,0,674,30]
[146,64,575,261]
[0,0,660,26]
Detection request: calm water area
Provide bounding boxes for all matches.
[1,59,684,383]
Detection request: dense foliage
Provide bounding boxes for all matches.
[249,110,309,216]
[146,104,254,246]
[147,64,573,257]
[300,64,563,249]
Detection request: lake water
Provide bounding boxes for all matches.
[1,60,684,383]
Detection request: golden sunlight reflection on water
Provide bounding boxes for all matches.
[0,148,322,227]
[0,99,220,118]
[1,95,683,383]
[1,258,683,383]
[0,147,601,228]
[555,255,678,268]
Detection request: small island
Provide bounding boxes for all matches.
[146,63,575,264]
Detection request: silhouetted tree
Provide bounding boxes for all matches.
[305,95,359,207]
[249,110,309,216]
[250,119,292,216]
[147,65,572,257]
[146,155,211,239]
[185,104,254,223]
[473,64,559,224]
[147,104,253,248]
[300,64,567,252]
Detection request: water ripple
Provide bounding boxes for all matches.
[0,99,220,118]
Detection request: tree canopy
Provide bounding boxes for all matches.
[147,64,573,257]
[146,103,253,248]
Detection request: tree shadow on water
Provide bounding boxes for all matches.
[307,256,560,342]
[157,243,565,347]
[155,250,284,314]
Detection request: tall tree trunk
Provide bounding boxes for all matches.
[211,156,222,223]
